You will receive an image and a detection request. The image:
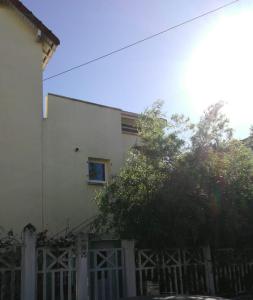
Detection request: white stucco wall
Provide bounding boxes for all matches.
[0,4,137,235]
[0,5,44,232]
[43,94,137,233]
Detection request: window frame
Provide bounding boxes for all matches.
[87,158,108,185]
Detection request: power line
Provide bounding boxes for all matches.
[43,0,240,81]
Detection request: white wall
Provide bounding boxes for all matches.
[0,5,44,232]
[43,94,137,233]
[0,5,137,234]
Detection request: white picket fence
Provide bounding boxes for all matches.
[0,227,129,300]
[37,247,77,300]
[89,248,125,300]
[213,248,253,295]
[0,243,21,300]
[1,226,253,300]
[135,247,213,296]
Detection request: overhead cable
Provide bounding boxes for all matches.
[43,0,240,81]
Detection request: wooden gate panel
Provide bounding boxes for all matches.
[37,247,76,300]
[89,248,125,300]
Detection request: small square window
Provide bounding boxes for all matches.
[88,160,106,183]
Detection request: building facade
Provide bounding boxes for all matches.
[43,94,138,233]
[0,0,138,233]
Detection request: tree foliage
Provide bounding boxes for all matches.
[95,101,253,249]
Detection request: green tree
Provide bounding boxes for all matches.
[95,101,253,249]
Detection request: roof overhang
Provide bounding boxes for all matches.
[1,0,60,69]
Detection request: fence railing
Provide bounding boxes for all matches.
[135,247,212,296]
[0,244,21,300]
[37,247,77,300]
[0,227,129,300]
[89,248,125,300]
[213,248,253,296]
[1,226,253,300]
[181,248,208,294]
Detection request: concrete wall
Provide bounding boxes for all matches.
[43,95,137,233]
[0,5,43,232]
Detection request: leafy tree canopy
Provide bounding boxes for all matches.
[94,101,253,249]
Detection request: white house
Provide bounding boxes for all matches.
[0,0,138,234]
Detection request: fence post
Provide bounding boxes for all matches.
[76,235,88,300]
[204,245,215,295]
[21,224,36,300]
[122,240,137,297]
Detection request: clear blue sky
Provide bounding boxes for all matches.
[23,0,253,138]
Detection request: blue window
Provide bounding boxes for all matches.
[88,161,106,182]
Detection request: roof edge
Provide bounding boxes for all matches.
[6,0,60,46]
[48,93,139,117]
[48,93,122,112]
